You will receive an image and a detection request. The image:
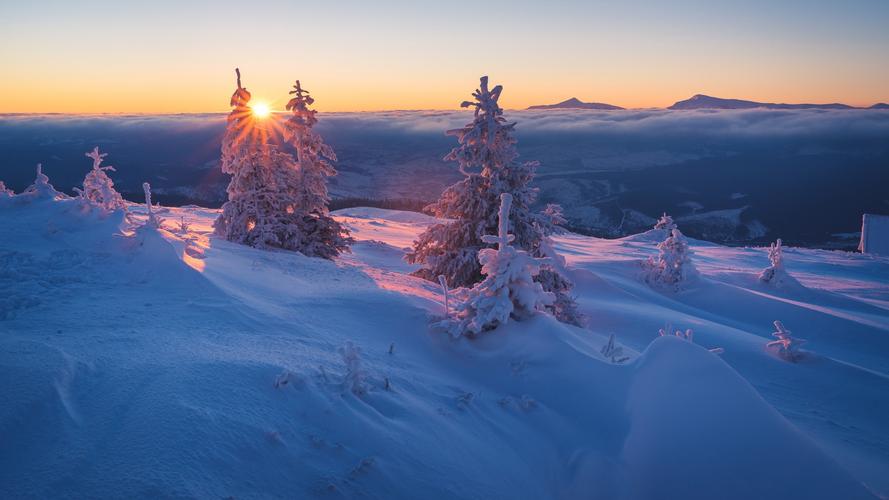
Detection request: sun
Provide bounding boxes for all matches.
[251,102,271,118]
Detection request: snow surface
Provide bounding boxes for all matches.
[1,199,888,499]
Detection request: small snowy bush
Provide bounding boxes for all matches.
[74,146,125,211]
[645,228,697,290]
[446,193,554,337]
[759,239,788,286]
[339,341,368,396]
[767,320,806,362]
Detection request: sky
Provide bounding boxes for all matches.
[1,0,888,113]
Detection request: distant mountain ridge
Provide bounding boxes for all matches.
[528,94,886,111]
[668,94,856,110]
[528,97,624,110]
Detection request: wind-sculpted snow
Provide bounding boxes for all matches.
[1,197,887,498]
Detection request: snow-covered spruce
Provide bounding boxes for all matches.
[0,180,12,197]
[214,71,318,254]
[767,320,806,362]
[645,227,697,290]
[284,79,352,259]
[406,76,579,324]
[444,193,555,337]
[759,238,788,285]
[74,146,125,211]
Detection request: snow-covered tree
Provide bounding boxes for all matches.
[759,239,788,285]
[23,163,61,199]
[75,146,125,211]
[446,193,555,337]
[214,70,322,254]
[645,228,697,290]
[0,181,12,197]
[284,79,352,259]
[406,76,578,324]
[767,320,806,362]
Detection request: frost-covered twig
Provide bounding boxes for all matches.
[339,341,367,396]
[601,333,630,363]
[659,324,723,354]
[766,320,806,362]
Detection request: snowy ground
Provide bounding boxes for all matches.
[1,195,888,499]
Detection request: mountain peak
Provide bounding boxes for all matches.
[528,97,624,111]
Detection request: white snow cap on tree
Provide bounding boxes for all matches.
[339,341,367,396]
[406,76,579,325]
[23,163,62,199]
[646,228,698,290]
[759,239,788,285]
[0,181,12,197]
[75,146,125,211]
[654,213,677,232]
[767,320,806,362]
[447,193,555,337]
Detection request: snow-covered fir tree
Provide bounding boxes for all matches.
[284,79,352,258]
[759,238,788,285]
[0,181,12,197]
[446,193,554,337]
[645,227,697,290]
[75,146,125,211]
[767,320,806,362]
[406,76,579,324]
[215,69,345,257]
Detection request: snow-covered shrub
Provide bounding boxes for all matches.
[0,181,12,197]
[283,79,352,258]
[339,341,367,396]
[142,182,161,227]
[446,193,554,337]
[759,239,788,285]
[23,164,62,199]
[659,325,724,354]
[645,228,697,290]
[767,320,806,362]
[601,334,629,363]
[74,146,125,211]
[406,76,577,323]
